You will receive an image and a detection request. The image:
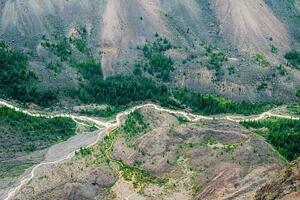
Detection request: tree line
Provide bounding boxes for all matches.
[241,118,300,161]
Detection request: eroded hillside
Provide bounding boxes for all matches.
[255,158,300,200]
[0,0,300,102]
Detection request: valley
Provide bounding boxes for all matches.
[0,100,299,199]
[0,0,300,199]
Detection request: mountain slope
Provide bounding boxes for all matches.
[212,0,290,58]
[1,0,300,102]
[255,158,300,200]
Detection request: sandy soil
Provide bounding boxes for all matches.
[100,0,123,77]
[44,130,103,162]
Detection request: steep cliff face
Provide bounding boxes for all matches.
[0,0,299,102]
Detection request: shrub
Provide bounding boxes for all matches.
[296,88,300,98]
[285,50,300,70]
[255,53,270,67]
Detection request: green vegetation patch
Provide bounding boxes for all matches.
[285,50,300,70]
[205,46,228,80]
[70,27,90,55]
[71,59,102,81]
[296,88,300,98]
[183,140,206,149]
[80,106,122,118]
[122,111,148,141]
[255,53,270,67]
[116,159,168,189]
[276,64,287,76]
[75,147,92,157]
[70,74,273,115]
[271,44,278,54]
[177,116,189,124]
[74,75,169,106]
[240,118,300,161]
[0,41,274,116]
[287,104,300,115]
[207,137,218,145]
[0,107,76,152]
[95,129,167,190]
[0,41,36,97]
[47,61,63,74]
[257,81,268,91]
[227,66,236,76]
[140,37,174,81]
[0,41,57,106]
[0,163,33,179]
[171,89,273,115]
[41,36,72,61]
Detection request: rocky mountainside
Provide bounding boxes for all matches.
[255,158,300,200]
[0,0,300,102]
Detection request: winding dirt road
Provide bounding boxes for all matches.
[0,100,299,200]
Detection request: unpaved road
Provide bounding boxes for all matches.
[0,100,299,200]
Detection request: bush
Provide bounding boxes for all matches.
[75,147,92,157]
[296,88,300,98]
[255,53,270,67]
[70,27,90,55]
[285,50,300,70]
[146,52,174,81]
[47,61,63,74]
[257,82,268,91]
